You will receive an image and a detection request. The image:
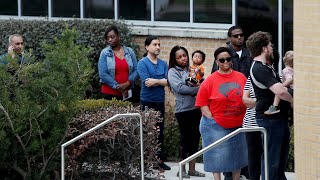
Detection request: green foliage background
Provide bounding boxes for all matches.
[0,19,140,99]
[0,27,93,179]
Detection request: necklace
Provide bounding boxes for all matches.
[114,47,124,59]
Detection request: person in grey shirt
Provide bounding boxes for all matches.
[168,45,205,178]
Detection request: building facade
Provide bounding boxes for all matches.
[294,0,320,179]
[0,0,293,67]
[0,0,294,106]
[6,2,320,179]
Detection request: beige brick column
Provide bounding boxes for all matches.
[294,0,320,179]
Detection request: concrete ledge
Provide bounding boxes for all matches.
[0,16,227,39]
[131,26,227,39]
[162,162,296,180]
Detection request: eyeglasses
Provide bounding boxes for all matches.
[217,57,232,63]
[232,33,244,38]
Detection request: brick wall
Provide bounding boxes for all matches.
[294,0,320,179]
[133,35,226,107]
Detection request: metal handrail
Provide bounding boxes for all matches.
[61,113,144,180]
[179,127,268,180]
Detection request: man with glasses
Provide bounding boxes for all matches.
[211,26,252,79]
[246,31,292,180]
[211,25,251,180]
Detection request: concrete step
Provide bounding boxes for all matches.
[161,162,296,180]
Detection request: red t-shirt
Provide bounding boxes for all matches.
[101,55,129,95]
[195,70,247,128]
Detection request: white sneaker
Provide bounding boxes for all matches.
[240,175,248,180]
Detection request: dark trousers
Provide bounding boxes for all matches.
[175,108,202,159]
[140,100,165,161]
[257,118,290,180]
[246,131,263,180]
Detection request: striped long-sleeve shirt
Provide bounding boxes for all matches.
[242,76,258,128]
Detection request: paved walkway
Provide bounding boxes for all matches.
[161,162,296,180]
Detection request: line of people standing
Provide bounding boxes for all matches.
[98,24,294,180]
[98,27,172,170]
[98,25,205,174]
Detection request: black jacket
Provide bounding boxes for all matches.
[211,47,252,78]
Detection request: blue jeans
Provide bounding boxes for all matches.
[256,118,290,180]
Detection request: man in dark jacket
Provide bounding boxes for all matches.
[211,26,251,180]
[211,26,252,78]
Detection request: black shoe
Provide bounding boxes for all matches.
[159,162,171,170]
[223,172,233,180]
[176,171,190,178]
[240,166,249,179]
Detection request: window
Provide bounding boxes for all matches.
[194,1,232,24]
[22,0,48,16]
[154,0,189,22]
[0,0,17,15]
[52,0,80,17]
[84,0,114,19]
[237,0,279,49]
[283,0,293,53]
[119,0,150,20]
[0,0,235,28]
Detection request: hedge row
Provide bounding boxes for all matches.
[0,19,140,99]
[67,98,161,179]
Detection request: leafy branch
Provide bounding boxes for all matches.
[0,25,93,179]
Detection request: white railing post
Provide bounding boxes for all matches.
[61,113,144,180]
[179,127,268,180]
[263,127,269,180]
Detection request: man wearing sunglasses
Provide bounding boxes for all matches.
[212,26,251,180]
[211,26,252,79]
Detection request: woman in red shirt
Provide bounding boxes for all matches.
[98,25,138,100]
[195,47,247,180]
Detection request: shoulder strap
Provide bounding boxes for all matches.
[250,61,268,89]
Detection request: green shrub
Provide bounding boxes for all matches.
[0,27,93,179]
[163,106,180,161]
[0,19,140,100]
[287,125,294,172]
[75,98,131,112]
[66,99,162,179]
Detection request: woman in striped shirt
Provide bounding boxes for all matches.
[242,76,262,180]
